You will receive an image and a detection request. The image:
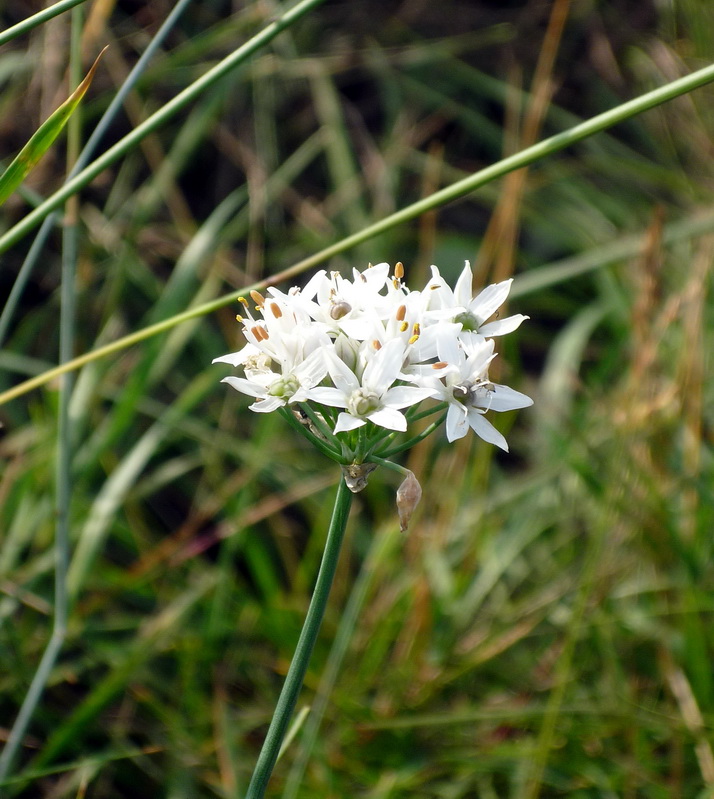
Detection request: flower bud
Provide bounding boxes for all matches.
[396,470,422,532]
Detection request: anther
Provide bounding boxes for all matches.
[399,321,409,332]
[269,302,282,318]
[330,301,352,320]
[396,304,407,321]
[394,261,404,279]
[250,290,265,308]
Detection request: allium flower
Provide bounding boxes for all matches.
[217,346,328,413]
[214,259,532,454]
[427,261,529,337]
[310,337,435,433]
[426,332,533,449]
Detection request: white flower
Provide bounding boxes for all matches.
[214,259,533,453]
[219,346,329,413]
[427,332,533,449]
[310,337,435,433]
[283,262,395,340]
[427,261,529,337]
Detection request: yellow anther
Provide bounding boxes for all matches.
[399,321,409,332]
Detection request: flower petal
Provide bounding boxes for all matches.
[467,411,509,450]
[367,406,408,431]
[382,385,436,409]
[487,384,534,411]
[334,412,366,433]
[308,386,349,408]
[222,375,270,399]
[445,404,469,442]
[478,314,529,337]
[362,337,404,394]
[470,279,513,322]
[453,260,474,307]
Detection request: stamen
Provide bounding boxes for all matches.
[432,361,448,369]
[238,296,249,306]
[269,302,282,318]
[235,314,244,323]
[372,340,382,350]
[251,325,269,341]
[394,261,404,279]
[399,321,409,332]
[396,304,407,321]
[250,290,265,308]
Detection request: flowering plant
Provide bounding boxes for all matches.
[214,260,532,797]
[215,260,532,465]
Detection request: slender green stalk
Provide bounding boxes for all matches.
[0,0,329,257]
[245,477,353,799]
[277,407,344,462]
[365,455,409,476]
[375,414,447,459]
[0,7,84,781]
[0,0,88,46]
[282,521,401,799]
[4,64,714,407]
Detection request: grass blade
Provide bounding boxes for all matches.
[0,47,106,206]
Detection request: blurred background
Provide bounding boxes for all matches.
[1,0,713,796]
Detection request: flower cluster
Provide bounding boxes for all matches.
[214,261,532,454]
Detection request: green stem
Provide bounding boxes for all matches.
[245,477,353,799]
[375,413,447,459]
[0,7,84,780]
[277,407,344,462]
[0,0,88,47]
[366,455,409,476]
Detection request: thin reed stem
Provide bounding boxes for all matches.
[0,5,84,780]
[0,0,88,46]
[245,477,353,799]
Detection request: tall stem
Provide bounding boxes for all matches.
[245,477,353,799]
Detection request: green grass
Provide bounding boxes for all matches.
[1,1,714,797]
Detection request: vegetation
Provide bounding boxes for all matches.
[1,1,713,796]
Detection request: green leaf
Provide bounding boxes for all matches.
[0,46,107,206]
